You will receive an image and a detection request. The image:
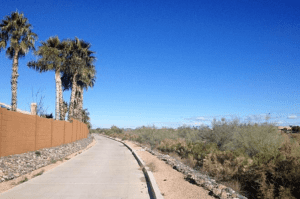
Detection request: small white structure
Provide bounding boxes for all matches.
[0,102,33,115]
[30,103,37,115]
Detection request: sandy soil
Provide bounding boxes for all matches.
[124,141,215,199]
[0,138,97,194]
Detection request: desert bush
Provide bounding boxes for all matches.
[200,118,239,151]
[231,123,283,159]
[182,153,198,168]
[177,125,209,142]
[157,138,183,153]
[189,141,219,166]
[158,138,220,168]
[290,133,300,144]
[109,125,123,134]
[291,126,300,133]
[126,126,181,149]
[236,133,300,199]
[202,150,252,181]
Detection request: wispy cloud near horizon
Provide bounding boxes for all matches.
[287,115,297,119]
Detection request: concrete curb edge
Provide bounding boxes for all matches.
[99,134,164,199]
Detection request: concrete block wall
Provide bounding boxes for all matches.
[36,116,52,150]
[0,107,89,157]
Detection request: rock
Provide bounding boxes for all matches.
[225,187,235,195]
[212,187,222,196]
[220,190,228,199]
[196,178,206,185]
[236,194,248,199]
[218,184,227,190]
[204,182,214,190]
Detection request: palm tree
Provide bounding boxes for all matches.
[63,37,95,121]
[82,108,91,129]
[0,11,38,111]
[76,66,96,121]
[61,65,96,121]
[28,36,66,120]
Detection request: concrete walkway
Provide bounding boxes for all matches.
[0,134,150,199]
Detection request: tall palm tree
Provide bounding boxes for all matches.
[0,11,38,111]
[61,65,96,121]
[28,36,66,120]
[76,66,96,121]
[63,37,95,121]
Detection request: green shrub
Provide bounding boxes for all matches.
[231,123,283,159]
[110,125,123,134]
[236,133,300,199]
[18,177,28,184]
[200,118,238,151]
[33,170,44,177]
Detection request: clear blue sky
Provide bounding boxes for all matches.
[0,0,300,129]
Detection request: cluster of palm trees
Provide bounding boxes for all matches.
[0,11,96,125]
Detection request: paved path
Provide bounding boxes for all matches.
[0,134,150,199]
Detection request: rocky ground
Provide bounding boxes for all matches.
[0,134,94,182]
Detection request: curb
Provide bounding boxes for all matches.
[98,134,164,199]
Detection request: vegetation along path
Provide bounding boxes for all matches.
[0,134,150,199]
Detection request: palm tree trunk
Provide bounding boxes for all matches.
[58,76,64,120]
[55,69,61,120]
[78,87,83,122]
[68,71,78,121]
[73,89,79,120]
[74,87,83,122]
[60,101,67,120]
[11,50,19,112]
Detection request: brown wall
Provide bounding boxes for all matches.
[0,107,89,157]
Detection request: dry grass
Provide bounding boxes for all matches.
[17,177,28,184]
[221,179,243,195]
[181,154,197,168]
[146,162,157,172]
[32,170,44,178]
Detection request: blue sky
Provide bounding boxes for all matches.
[0,0,300,129]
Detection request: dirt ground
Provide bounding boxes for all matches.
[124,140,215,199]
[0,138,97,194]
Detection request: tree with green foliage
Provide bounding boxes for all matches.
[291,126,300,133]
[0,11,38,111]
[82,108,91,129]
[63,37,95,121]
[62,65,96,122]
[28,36,68,120]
